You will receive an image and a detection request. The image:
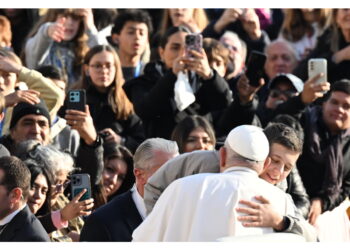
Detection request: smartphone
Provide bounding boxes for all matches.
[70,173,91,202]
[67,89,86,111]
[308,58,327,85]
[185,33,203,58]
[245,50,267,87]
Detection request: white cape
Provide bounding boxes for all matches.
[132,167,296,242]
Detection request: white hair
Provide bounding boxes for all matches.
[134,138,179,171]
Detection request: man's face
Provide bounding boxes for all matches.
[259,143,300,185]
[322,91,350,134]
[115,21,149,58]
[143,151,178,182]
[10,114,50,145]
[0,169,12,220]
[264,42,297,80]
[265,81,298,109]
[220,36,244,77]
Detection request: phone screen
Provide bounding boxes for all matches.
[245,51,267,87]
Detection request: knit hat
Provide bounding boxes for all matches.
[269,73,304,93]
[225,125,269,162]
[10,99,51,129]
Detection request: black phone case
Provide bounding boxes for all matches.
[67,90,86,111]
[245,51,267,87]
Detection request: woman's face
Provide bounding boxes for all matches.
[336,9,350,32]
[103,157,128,197]
[169,9,194,26]
[86,51,116,92]
[51,170,69,206]
[28,173,48,214]
[57,15,81,41]
[159,31,187,69]
[183,127,214,153]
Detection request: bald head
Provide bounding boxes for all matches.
[264,40,297,80]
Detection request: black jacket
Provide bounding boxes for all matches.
[84,85,145,153]
[80,190,142,242]
[256,95,307,128]
[282,167,310,219]
[123,61,232,139]
[0,205,50,242]
[297,106,350,212]
[58,85,145,153]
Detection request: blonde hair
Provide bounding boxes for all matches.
[75,45,134,120]
[159,8,208,36]
[281,9,332,42]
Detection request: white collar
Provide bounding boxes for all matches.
[131,185,146,220]
[0,204,26,226]
[222,166,259,176]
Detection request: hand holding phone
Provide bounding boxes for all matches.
[67,89,86,111]
[245,50,267,87]
[61,188,94,221]
[185,33,203,58]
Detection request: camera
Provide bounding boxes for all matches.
[69,91,81,103]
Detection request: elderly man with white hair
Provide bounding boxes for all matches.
[132,125,297,241]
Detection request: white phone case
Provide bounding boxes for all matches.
[308,58,327,85]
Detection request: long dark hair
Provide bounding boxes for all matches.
[171,115,216,153]
[103,142,135,199]
[25,160,54,216]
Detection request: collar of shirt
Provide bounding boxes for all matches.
[223,166,259,176]
[131,184,146,220]
[0,204,26,226]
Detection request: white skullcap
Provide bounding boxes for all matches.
[226,125,269,161]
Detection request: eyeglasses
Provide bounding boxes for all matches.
[223,43,239,53]
[89,63,115,71]
[270,89,297,99]
[52,180,70,193]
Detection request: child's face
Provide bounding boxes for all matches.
[0,69,17,95]
[57,15,81,41]
[115,21,149,58]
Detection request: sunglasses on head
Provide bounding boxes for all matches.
[269,89,297,99]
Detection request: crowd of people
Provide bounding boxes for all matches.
[0,8,350,242]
